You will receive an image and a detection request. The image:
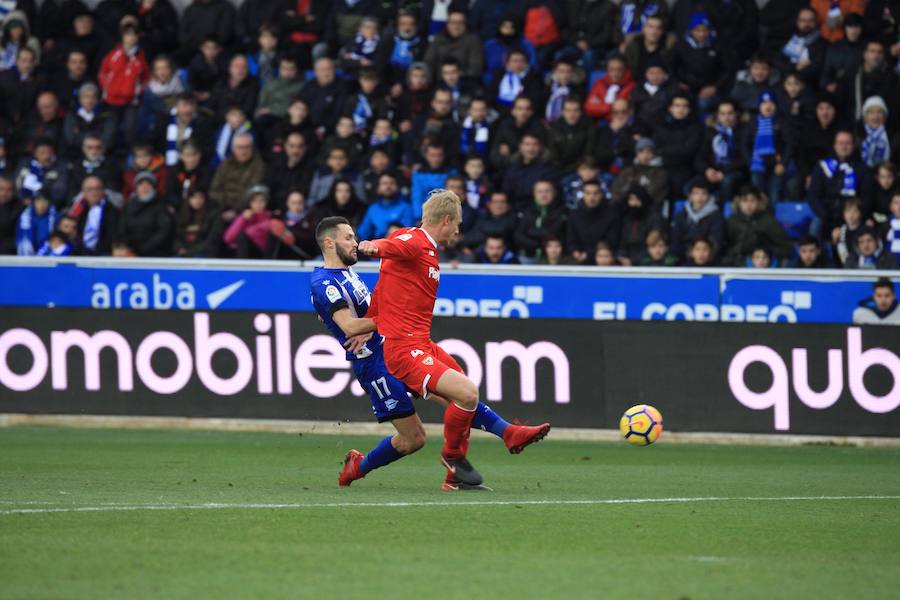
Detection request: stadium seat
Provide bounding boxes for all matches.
[671,199,686,218]
[587,69,605,91]
[775,202,815,239]
[722,202,733,219]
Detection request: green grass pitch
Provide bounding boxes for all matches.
[1,426,899,599]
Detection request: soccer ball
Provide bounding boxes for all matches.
[619,405,663,446]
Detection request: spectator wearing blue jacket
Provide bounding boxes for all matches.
[410,144,458,220]
[482,17,538,86]
[357,173,415,241]
[16,192,57,256]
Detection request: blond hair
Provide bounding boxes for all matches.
[421,189,462,225]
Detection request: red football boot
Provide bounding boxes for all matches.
[338,449,366,487]
[503,421,551,454]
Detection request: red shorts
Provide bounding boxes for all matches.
[382,337,463,398]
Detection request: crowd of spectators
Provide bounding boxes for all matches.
[0,0,899,270]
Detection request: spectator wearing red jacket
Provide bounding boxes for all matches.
[99,24,150,147]
[99,25,150,108]
[584,56,636,122]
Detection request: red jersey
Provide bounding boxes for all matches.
[368,227,440,340]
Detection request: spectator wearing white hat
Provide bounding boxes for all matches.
[857,96,895,169]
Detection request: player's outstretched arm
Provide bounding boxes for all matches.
[332,308,376,337]
[358,237,420,260]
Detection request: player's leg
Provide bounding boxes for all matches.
[430,345,551,454]
[433,367,483,484]
[340,359,420,487]
[381,338,483,486]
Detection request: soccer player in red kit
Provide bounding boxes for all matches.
[356,190,550,489]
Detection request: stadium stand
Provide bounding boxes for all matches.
[0,0,898,270]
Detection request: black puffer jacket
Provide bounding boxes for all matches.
[652,115,703,174]
[121,193,174,256]
[463,210,519,251]
[617,186,665,263]
[566,197,621,256]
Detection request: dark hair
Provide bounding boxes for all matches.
[738,184,762,198]
[440,57,461,70]
[132,142,153,155]
[377,172,398,185]
[541,233,562,247]
[315,216,351,249]
[181,140,202,155]
[506,48,528,62]
[512,96,533,108]
[749,53,771,66]
[646,228,668,245]
[688,178,711,193]
[33,137,55,150]
[258,24,279,37]
[797,234,820,248]
[716,98,739,113]
[358,66,378,81]
[175,92,196,105]
[874,277,895,293]
[842,196,862,211]
[670,92,692,107]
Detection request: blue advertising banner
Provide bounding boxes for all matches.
[720,277,874,324]
[0,260,890,324]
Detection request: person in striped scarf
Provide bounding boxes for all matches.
[742,91,788,204]
[807,130,874,238]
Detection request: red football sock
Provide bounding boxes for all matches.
[443,402,475,459]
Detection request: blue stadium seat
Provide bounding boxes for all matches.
[722,202,733,219]
[177,68,189,88]
[775,202,815,239]
[587,69,605,91]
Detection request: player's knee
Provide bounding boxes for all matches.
[397,429,426,454]
[455,383,479,410]
[410,428,426,452]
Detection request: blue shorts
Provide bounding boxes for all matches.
[351,345,416,423]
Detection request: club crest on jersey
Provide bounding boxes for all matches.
[397,233,413,241]
[325,285,341,303]
[423,356,434,365]
[428,266,440,281]
[428,250,435,256]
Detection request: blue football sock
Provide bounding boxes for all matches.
[359,435,404,474]
[471,402,511,438]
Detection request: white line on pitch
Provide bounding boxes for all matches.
[1,495,899,515]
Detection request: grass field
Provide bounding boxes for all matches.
[1,426,899,600]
